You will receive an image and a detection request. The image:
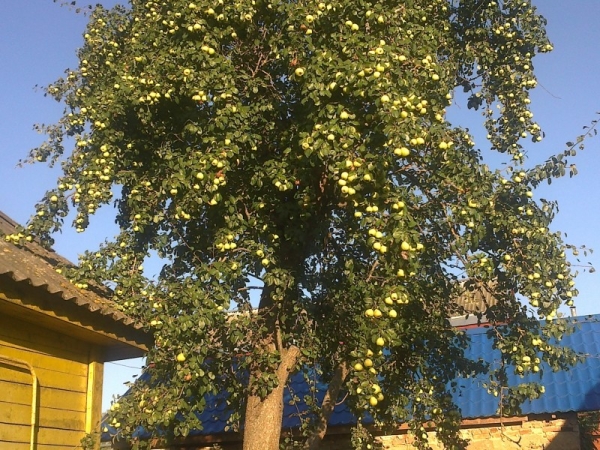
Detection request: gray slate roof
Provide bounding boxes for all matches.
[0,211,151,359]
[0,211,140,328]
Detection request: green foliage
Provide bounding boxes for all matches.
[350,423,382,450]
[579,411,600,450]
[10,0,593,448]
[80,431,98,450]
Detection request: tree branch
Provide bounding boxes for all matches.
[304,361,349,450]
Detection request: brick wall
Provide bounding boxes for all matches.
[375,414,580,450]
[112,413,580,449]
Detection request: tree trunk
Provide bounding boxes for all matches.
[243,345,300,450]
[304,362,349,450]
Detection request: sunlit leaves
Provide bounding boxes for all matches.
[12,0,590,448]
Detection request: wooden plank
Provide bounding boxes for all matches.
[0,363,87,392]
[38,426,87,447]
[0,444,79,450]
[0,340,89,377]
[0,349,87,392]
[1,378,37,406]
[0,423,29,444]
[0,401,85,431]
[0,399,32,426]
[0,369,87,392]
[40,386,87,413]
[85,348,104,440]
[0,369,86,393]
[0,442,29,450]
[0,381,86,412]
[0,423,85,446]
[0,312,91,362]
[0,362,30,384]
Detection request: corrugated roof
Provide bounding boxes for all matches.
[290,316,600,421]
[103,314,600,443]
[453,316,600,417]
[0,210,142,330]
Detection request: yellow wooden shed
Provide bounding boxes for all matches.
[0,211,152,449]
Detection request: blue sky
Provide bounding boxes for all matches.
[1,1,600,411]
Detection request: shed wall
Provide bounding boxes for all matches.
[0,311,103,449]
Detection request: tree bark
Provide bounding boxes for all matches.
[304,361,350,450]
[243,345,300,450]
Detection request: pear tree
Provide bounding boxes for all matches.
[10,0,592,449]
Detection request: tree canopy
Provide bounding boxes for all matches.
[7,0,592,448]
